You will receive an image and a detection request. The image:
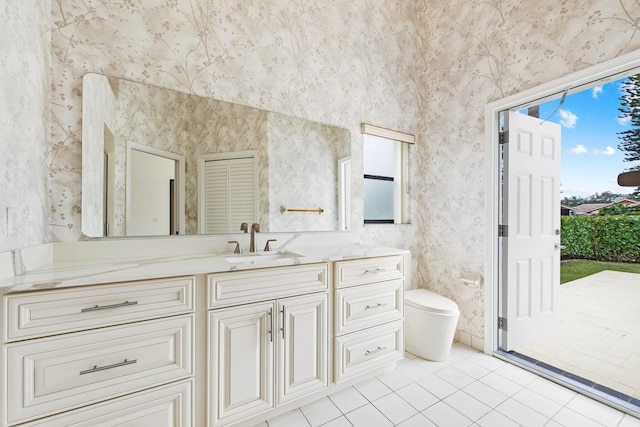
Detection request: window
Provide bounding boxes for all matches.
[361,124,413,224]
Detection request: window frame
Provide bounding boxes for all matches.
[361,124,413,225]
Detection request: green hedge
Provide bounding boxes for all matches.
[561,215,640,263]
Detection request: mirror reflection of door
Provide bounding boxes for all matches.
[125,143,184,236]
[103,125,115,236]
[199,152,258,234]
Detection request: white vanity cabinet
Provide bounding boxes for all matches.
[333,256,405,383]
[1,276,195,427]
[0,248,408,427]
[207,265,329,427]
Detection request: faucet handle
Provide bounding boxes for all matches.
[264,239,277,252]
[228,240,241,254]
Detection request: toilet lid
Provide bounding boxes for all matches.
[405,289,459,314]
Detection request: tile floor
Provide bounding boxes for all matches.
[255,343,640,427]
[517,270,640,400]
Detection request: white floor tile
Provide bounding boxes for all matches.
[512,388,563,418]
[417,373,459,399]
[345,404,392,427]
[396,413,437,427]
[620,414,640,426]
[469,353,506,371]
[260,344,633,427]
[377,368,413,390]
[551,407,603,427]
[451,359,491,379]
[450,342,480,359]
[495,398,549,427]
[463,380,509,408]
[422,401,473,427]
[300,397,342,427]
[565,394,625,426]
[525,376,576,406]
[328,386,368,414]
[320,416,353,427]
[395,359,431,380]
[494,363,538,387]
[435,365,476,389]
[444,390,491,421]
[476,409,521,427]
[396,383,439,411]
[479,371,525,396]
[353,377,393,402]
[266,409,310,427]
[372,392,418,424]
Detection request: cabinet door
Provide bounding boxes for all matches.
[209,302,274,426]
[277,293,328,405]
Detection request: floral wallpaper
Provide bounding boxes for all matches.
[0,0,50,253]
[3,0,640,340]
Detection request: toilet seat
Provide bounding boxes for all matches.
[405,289,459,315]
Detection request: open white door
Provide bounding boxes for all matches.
[500,111,561,351]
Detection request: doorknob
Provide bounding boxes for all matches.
[555,243,566,250]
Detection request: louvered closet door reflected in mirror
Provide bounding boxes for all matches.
[199,153,258,234]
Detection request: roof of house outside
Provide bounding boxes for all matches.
[572,199,640,215]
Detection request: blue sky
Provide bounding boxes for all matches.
[535,77,639,199]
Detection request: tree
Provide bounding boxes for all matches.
[561,195,586,206]
[617,74,640,196]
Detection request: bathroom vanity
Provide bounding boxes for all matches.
[0,239,409,426]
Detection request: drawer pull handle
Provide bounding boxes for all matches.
[79,358,138,375]
[81,300,139,313]
[268,307,273,343]
[280,307,286,339]
[365,346,387,357]
[365,303,387,310]
[364,268,387,274]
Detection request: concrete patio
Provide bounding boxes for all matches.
[517,270,640,400]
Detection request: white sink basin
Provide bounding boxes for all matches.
[224,251,302,264]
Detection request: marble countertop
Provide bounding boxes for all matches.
[0,244,409,294]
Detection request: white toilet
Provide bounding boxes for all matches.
[404,288,460,361]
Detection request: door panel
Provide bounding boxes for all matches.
[208,302,274,426]
[277,293,328,405]
[501,111,561,351]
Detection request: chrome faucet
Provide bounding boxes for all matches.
[249,223,260,252]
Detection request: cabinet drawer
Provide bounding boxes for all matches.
[208,264,328,308]
[5,315,193,426]
[22,380,193,426]
[335,280,403,335]
[335,320,404,383]
[334,256,403,288]
[3,276,194,342]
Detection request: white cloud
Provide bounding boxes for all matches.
[592,85,603,99]
[593,146,616,156]
[618,115,631,125]
[570,144,588,154]
[559,109,578,128]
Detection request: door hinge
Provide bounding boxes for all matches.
[498,317,508,331]
[498,224,508,237]
[499,131,509,144]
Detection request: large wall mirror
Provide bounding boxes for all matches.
[81,73,351,237]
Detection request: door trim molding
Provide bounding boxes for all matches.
[483,49,640,355]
